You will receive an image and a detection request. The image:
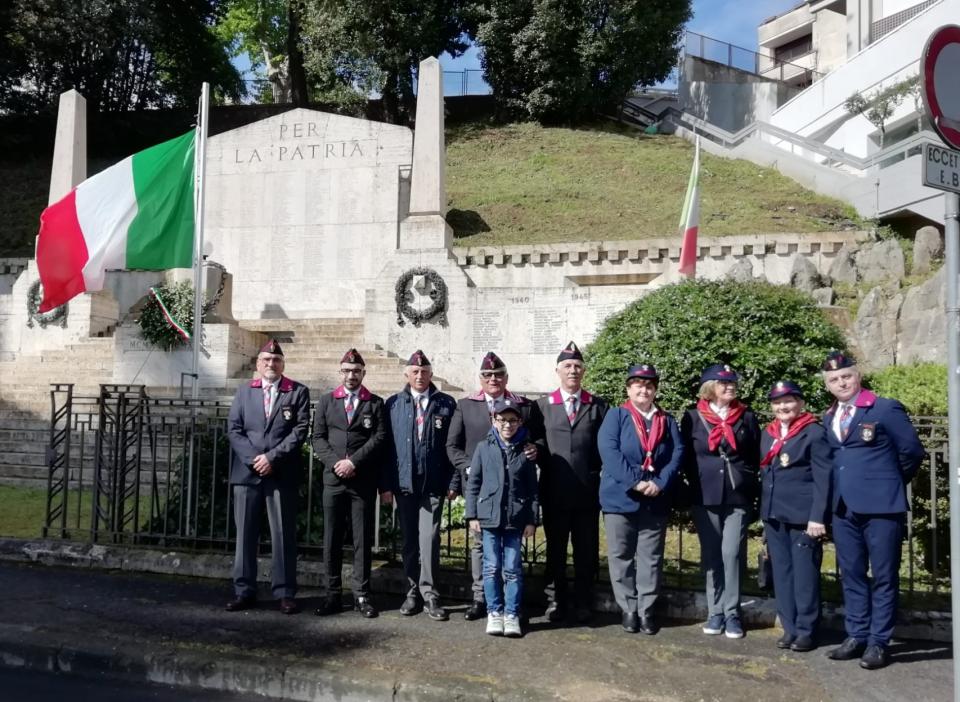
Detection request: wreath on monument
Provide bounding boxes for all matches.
[26,280,69,329]
[394,267,448,327]
[137,262,228,351]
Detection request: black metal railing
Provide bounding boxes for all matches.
[41,385,950,607]
[684,31,823,84]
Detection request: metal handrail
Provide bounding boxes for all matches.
[684,30,824,83]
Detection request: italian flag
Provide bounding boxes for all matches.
[36,131,196,312]
[677,136,700,279]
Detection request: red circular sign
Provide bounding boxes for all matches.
[922,25,960,150]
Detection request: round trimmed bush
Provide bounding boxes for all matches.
[583,279,847,412]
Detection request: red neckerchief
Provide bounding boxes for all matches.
[696,398,746,452]
[759,412,817,468]
[622,402,666,472]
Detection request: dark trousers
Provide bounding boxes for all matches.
[323,484,375,598]
[763,519,822,639]
[604,510,667,616]
[833,511,904,647]
[231,482,298,599]
[396,492,445,601]
[543,504,599,609]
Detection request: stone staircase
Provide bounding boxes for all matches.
[0,317,461,490]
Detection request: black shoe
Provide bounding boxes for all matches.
[776,633,795,649]
[790,635,815,652]
[464,601,486,621]
[638,614,659,636]
[425,598,449,621]
[314,595,343,616]
[400,594,422,616]
[355,596,378,618]
[545,602,566,623]
[225,595,256,612]
[575,607,592,625]
[860,645,889,670]
[828,637,866,661]
[621,611,640,633]
[279,597,300,615]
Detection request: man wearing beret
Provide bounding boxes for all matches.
[821,351,925,670]
[313,348,387,618]
[536,341,608,624]
[383,350,458,621]
[447,351,544,621]
[225,339,311,614]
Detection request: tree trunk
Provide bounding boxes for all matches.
[287,1,308,106]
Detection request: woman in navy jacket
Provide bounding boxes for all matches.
[759,381,832,653]
[680,364,761,639]
[599,364,683,635]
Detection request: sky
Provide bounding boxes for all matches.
[439,0,803,72]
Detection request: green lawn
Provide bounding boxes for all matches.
[0,485,50,538]
[446,122,861,247]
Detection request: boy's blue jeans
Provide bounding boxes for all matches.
[481,527,524,617]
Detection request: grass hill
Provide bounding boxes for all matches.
[0,121,861,258]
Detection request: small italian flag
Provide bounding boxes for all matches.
[36,131,196,312]
[677,136,701,279]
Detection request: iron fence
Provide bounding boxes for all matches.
[683,31,823,85]
[40,385,950,606]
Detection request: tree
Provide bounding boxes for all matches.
[2,0,243,113]
[298,0,475,123]
[583,279,847,412]
[476,0,691,124]
[843,76,919,150]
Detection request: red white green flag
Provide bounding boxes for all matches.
[36,131,196,312]
[677,137,700,279]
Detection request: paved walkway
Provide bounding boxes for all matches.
[0,562,951,701]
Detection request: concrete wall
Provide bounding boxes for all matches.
[813,6,848,74]
[680,57,800,132]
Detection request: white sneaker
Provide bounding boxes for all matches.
[486,612,504,636]
[503,614,522,638]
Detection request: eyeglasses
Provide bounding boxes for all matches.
[340,368,363,376]
[258,356,283,364]
[480,371,506,379]
[495,417,521,426]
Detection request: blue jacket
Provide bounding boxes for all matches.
[823,391,925,515]
[680,407,761,507]
[759,420,832,525]
[383,385,457,496]
[598,407,683,515]
[465,428,539,530]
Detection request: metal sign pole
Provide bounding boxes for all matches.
[946,190,960,702]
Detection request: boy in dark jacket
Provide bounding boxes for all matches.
[465,401,538,638]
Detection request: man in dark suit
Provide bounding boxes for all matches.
[446,351,543,621]
[536,341,608,624]
[383,350,458,621]
[313,348,387,618]
[821,351,925,670]
[225,339,311,614]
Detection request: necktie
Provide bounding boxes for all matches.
[416,395,427,440]
[345,394,356,423]
[263,384,273,419]
[566,396,577,424]
[839,403,854,439]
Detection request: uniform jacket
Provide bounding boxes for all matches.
[446,390,544,495]
[535,389,608,511]
[759,421,832,525]
[227,376,311,488]
[465,428,539,530]
[823,390,925,515]
[598,407,683,515]
[680,407,761,507]
[383,384,458,496]
[312,384,386,492]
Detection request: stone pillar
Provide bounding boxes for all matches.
[401,57,452,250]
[48,90,87,205]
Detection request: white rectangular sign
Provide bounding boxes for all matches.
[923,142,960,194]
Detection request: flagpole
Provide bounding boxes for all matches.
[191,82,210,400]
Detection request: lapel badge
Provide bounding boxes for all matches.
[779,453,790,468]
[362,415,373,429]
[860,422,876,442]
[282,407,292,421]
[434,416,443,429]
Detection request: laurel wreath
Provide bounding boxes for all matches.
[394,267,448,327]
[137,262,229,350]
[26,280,68,329]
